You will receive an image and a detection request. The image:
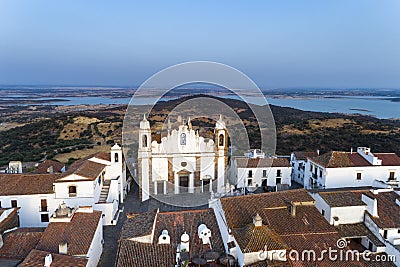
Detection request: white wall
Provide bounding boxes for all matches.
[0,194,56,227]
[305,160,400,189]
[85,213,103,267]
[236,166,291,188]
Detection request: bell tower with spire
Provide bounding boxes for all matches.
[215,115,228,193]
[138,114,152,201]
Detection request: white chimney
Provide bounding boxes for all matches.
[59,242,68,254]
[357,147,382,166]
[180,232,190,252]
[44,254,53,267]
[253,213,263,226]
[362,194,379,217]
[158,230,170,244]
[198,224,212,245]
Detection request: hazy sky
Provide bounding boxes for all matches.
[1,1,400,88]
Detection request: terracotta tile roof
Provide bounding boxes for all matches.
[36,211,102,256]
[293,151,319,160]
[220,189,314,229]
[232,223,288,253]
[374,153,400,166]
[236,157,291,168]
[117,209,225,266]
[116,240,175,267]
[19,249,88,267]
[311,151,400,168]
[93,152,111,162]
[262,205,337,236]
[0,208,19,234]
[335,223,384,247]
[56,159,106,182]
[0,174,58,196]
[120,210,157,240]
[0,228,45,260]
[364,191,400,229]
[31,160,64,174]
[153,209,225,258]
[319,190,368,207]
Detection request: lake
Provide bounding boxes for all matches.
[1,94,399,119]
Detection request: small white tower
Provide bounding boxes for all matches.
[215,115,228,193]
[138,114,152,201]
[139,114,151,154]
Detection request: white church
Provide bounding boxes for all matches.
[138,115,228,201]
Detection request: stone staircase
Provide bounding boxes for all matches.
[99,180,111,203]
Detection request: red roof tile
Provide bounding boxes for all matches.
[36,211,102,256]
[0,228,45,260]
[236,157,291,168]
[364,191,400,229]
[0,174,58,196]
[31,160,65,174]
[19,249,88,267]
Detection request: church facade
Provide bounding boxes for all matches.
[138,115,228,201]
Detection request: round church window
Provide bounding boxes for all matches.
[181,162,187,167]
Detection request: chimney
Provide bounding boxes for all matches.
[59,242,68,254]
[158,230,170,245]
[350,147,353,154]
[0,234,3,249]
[180,232,190,252]
[253,213,263,227]
[48,165,54,174]
[362,194,379,217]
[317,149,320,156]
[198,224,212,245]
[44,254,53,267]
[289,202,297,217]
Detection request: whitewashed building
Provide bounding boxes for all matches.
[28,204,103,267]
[305,147,400,189]
[0,144,127,227]
[229,157,291,191]
[290,151,319,186]
[138,115,228,201]
[311,188,400,266]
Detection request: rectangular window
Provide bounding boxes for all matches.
[0,201,2,208]
[262,170,267,177]
[356,173,362,180]
[41,214,49,222]
[248,170,253,178]
[40,199,48,212]
[276,170,282,177]
[389,172,395,180]
[383,230,388,239]
[247,178,253,187]
[11,200,17,208]
[276,177,281,184]
[321,209,325,216]
[319,169,323,177]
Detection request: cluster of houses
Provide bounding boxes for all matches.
[0,114,399,266]
[0,144,129,266]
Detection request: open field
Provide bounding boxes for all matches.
[1,95,400,166]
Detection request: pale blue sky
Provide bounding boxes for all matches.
[0,0,399,88]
